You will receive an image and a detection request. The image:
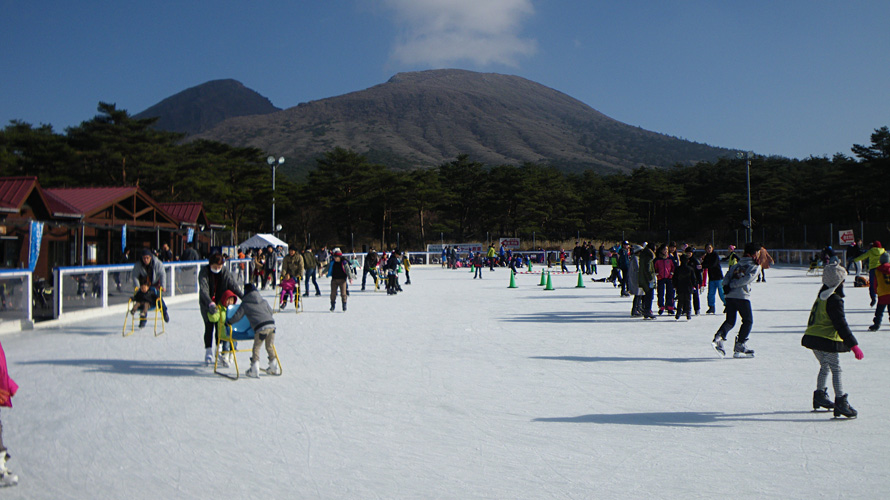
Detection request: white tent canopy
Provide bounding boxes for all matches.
[237,233,288,251]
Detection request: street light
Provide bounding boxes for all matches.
[266,155,285,235]
[737,151,754,243]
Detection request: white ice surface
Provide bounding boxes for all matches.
[2,266,888,499]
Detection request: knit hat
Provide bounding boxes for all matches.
[220,289,238,304]
[332,247,343,256]
[140,248,152,257]
[822,263,847,290]
[728,245,736,251]
[873,240,883,249]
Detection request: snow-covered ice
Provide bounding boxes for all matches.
[2,266,888,499]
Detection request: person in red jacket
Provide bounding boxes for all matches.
[868,252,890,331]
[0,340,18,486]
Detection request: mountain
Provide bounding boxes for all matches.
[134,79,280,135]
[183,69,736,175]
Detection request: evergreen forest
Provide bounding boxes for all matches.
[2,103,888,251]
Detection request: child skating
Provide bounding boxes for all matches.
[802,263,863,418]
[226,284,278,378]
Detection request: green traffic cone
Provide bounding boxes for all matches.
[544,271,555,290]
[538,271,547,286]
[575,272,586,288]
[470,265,475,273]
[527,260,533,272]
[508,271,518,288]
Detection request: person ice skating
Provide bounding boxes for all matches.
[362,247,379,290]
[867,252,890,331]
[199,253,244,365]
[701,244,726,314]
[638,243,658,319]
[281,247,304,290]
[724,244,739,267]
[473,251,484,279]
[130,277,158,328]
[403,253,412,284]
[384,249,402,295]
[654,244,676,315]
[326,248,355,311]
[626,244,644,317]
[755,247,774,282]
[853,241,886,306]
[712,242,762,358]
[132,248,169,322]
[302,245,322,296]
[673,254,694,320]
[802,263,863,418]
[0,340,19,486]
[684,246,703,314]
[226,284,278,378]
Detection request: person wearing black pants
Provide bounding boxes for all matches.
[362,248,379,291]
[712,243,761,358]
[198,253,243,365]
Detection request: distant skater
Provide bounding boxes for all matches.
[711,243,761,358]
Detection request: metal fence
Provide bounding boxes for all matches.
[0,269,33,333]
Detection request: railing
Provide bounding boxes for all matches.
[0,269,33,332]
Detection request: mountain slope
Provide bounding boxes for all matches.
[188,69,735,174]
[134,79,280,135]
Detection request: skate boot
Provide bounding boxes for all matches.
[712,334,726,357]
[246,360,260,378]
[265,358,280,376]
[217,351,230,368]
[833,394,857,418]
[813,387,834,411]
[138,315,147,329]
[706,307,715,315]
[658,307,664,315]
[0,452,18,487]
[204,347,214,366]
[733,342,754,358]
[330,301,336,312]
[342,302,347,312]
[868,323,880,332]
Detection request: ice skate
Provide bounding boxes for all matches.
[733,342,754,358]
[833,394,857,418]
[813,387,834,411]
[0,452,18,487]
[217,351,231,368]
[705,307,715,315]
[342,302,347,312]
[204,347,214,366]
[868,324,879,332]
[330,301,336,312]
[264,358,280,375]
[246,360,260,378]
[712,335,725,357]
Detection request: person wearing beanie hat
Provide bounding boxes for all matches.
[724,245,739,267]
[711,243,762,357]
[853,241,887,306]
[868,252,890,331]
[802,263,863,417]
[199,252,244,365]
[326,248,355,311]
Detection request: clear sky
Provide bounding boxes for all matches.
[2,0,888,159]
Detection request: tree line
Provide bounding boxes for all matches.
[2,103,888,250]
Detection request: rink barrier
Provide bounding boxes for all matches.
[0,269,34,333]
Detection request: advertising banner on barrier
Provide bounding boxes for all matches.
[29,221,44,271]
[426,243,484,255]
[498,238,520,250]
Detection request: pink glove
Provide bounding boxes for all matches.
[851,345,864,360]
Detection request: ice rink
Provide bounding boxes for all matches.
[2,265,888,499]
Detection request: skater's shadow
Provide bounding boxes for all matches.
[504,311,634,324]
[530,355,716,364]
[533,410,822,428]
[20,358,206,377]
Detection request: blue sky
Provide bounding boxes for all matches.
[2,0,888,159]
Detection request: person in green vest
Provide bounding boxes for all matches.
[802,263,863,418]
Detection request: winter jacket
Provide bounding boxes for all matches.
[198,266,244,315]
[303,251,319,271]
[132,255,166,290]
[626,254,641,296]
[327,259,356,280]
[365,251,379,268]
[654,256,675,280]
[227,290,274,332]
[638,247,657,293]
[701,252,724,281]
[0,340,18,408]
[180,247,200,261]
[687,254,703,287]
[802,285,858,353]
[756,248,774,269]
[875,263,890,305]
[723,257,760,300]
[263,250,277,271]
[672,264,695,294]
[281,253,305,278]
[853,246,886,270]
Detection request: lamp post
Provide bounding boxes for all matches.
[738,151,754,243]
[266,156,285,235]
